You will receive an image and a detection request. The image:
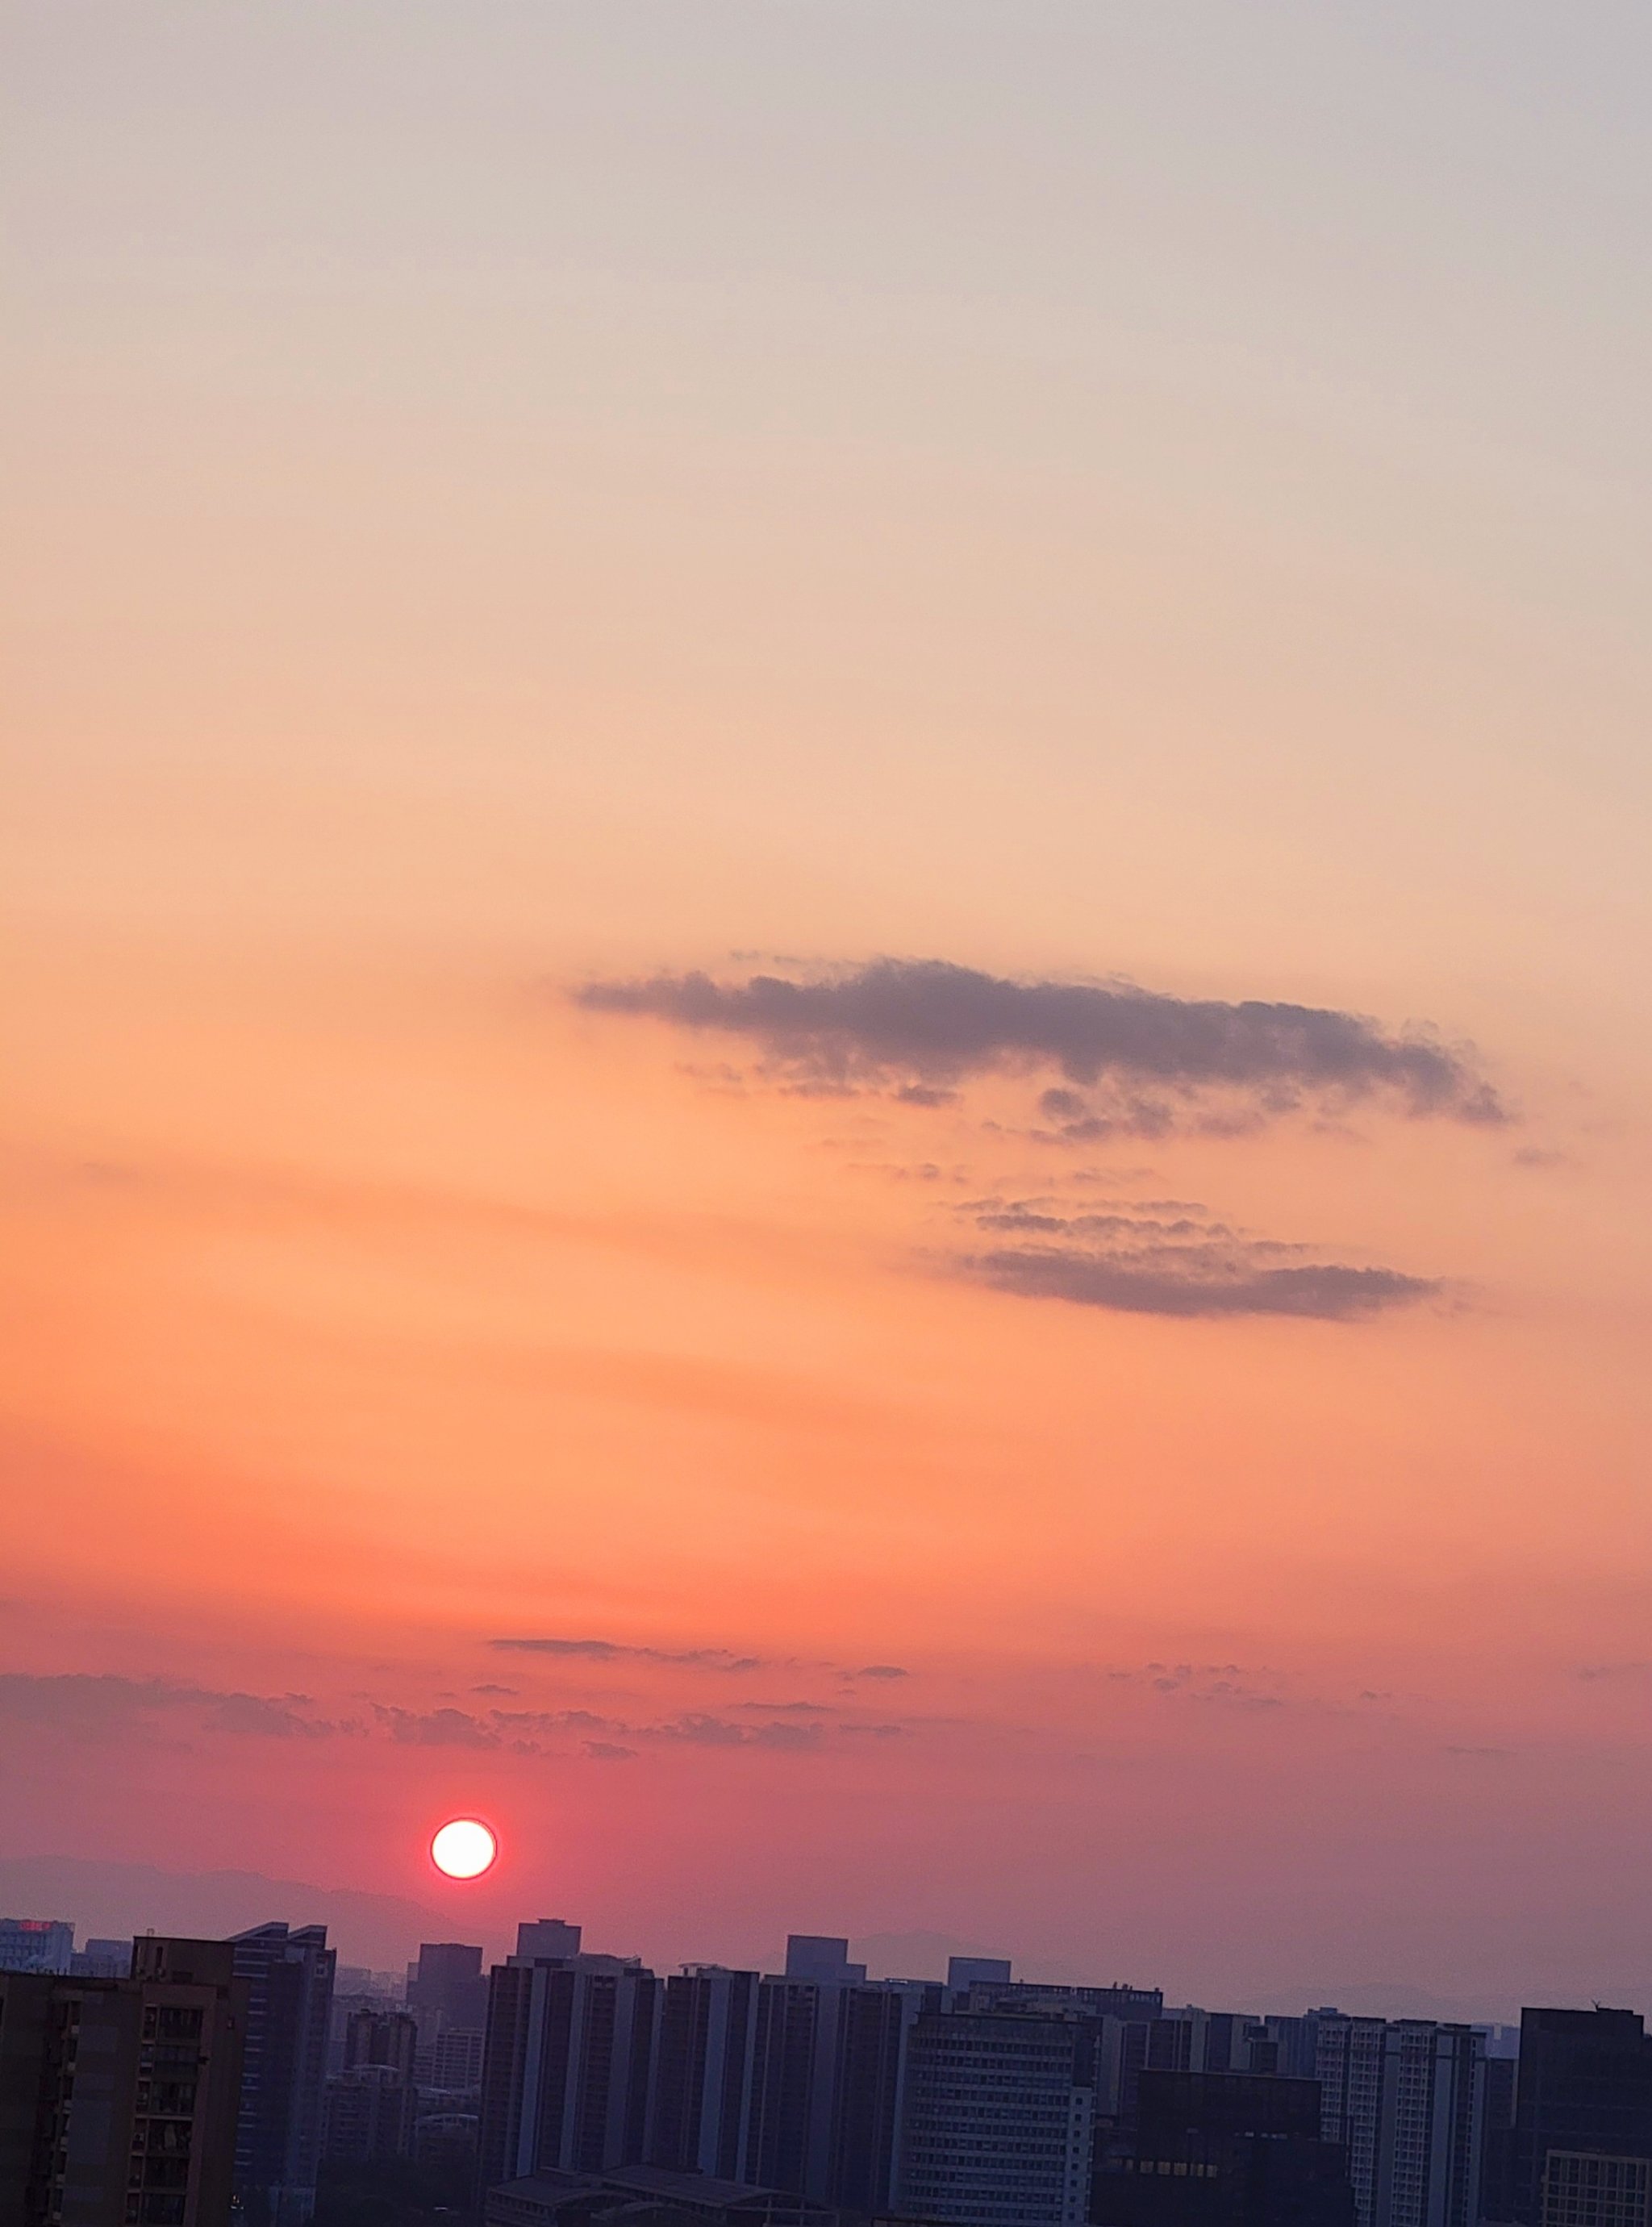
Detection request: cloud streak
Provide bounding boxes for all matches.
[953,1200,1438,1322]
[0,1672,339,1740]
[574,957,1504,1131]
[491,1637,764,1671]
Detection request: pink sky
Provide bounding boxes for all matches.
[5,1,1652,2014]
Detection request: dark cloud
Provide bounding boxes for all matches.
[574,957,1504,1130]
[953,1198,1437,1323]
[583,1740,637,1762]
[375,1705,498,1749]
[854,1664,909,1680]
[490,1637,764,1672]
[0,1671,340,1740]
[974,1247,1436,1321]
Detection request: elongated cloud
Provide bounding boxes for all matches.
[574,957,1504,1129]
[491,1637,764,1670]
[0,1671,339,1739]
[954,1200,1437,1321]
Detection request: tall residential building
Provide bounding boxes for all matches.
[649,1968,761,2181]
[0,1935,247,2227]
[1316,2016,1485,2227]
[1511,2011,1652,2227]
[478,1956,659,2191]
[895,2008,1097,2227]
[429,2026,486,2091]
[230,1924,336,2227]
[0,1922,75,1976]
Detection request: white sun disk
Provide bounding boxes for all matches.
[431,1817,497,1879]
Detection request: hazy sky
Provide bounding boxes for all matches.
[5,2,1652,2011]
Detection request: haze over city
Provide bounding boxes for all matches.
[6,0,1652,2029]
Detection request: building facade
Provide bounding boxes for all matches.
[1316,2016,1484,2227]
[0,1924,75,1978]
[895,2008,1096,2227]
[0,1936,246,2227]
[1512,2012,1652,2227]
[230,1924,335,2227]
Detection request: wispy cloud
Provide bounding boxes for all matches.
[490,1637,765,1671]
[574,957,1504,1132]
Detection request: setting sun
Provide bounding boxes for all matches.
[429,1818,497,1881]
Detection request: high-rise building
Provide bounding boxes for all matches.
[231,1924,336,2227]
[1316,2016,1485,2227]
[895,2008,1097,2227]
[649,1968,761,2181]
[478,1956,658,2191]
[1511,2011,1652,2227]
[0,1921,75,1976]
[0,1935,247,2227]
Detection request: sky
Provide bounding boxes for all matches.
[4,1,1652,2016]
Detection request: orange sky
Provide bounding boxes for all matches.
[5,1,1652,2013]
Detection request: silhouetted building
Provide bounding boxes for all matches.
[231,1923,336,2227]
[1091,2070,1355,2227]
[478,1956,658,2189]
[782,1941,866,1987]
[963,1982,1164,2022]
[515,1925,583,1967]
[946,1959,1012,1995]
[430,2025,485,2091]
[319,2066,414,2166]
[407,1945,489,2039]
[895,2008,1097,2227]
[1482,2054,1519,2225]
[69,1945,132,1983]
[0,1922,74,1976]
[412,2111,479,2176]
[1540,2152,1652,2227]
[342,2009,417,2084]
[649,1968,761,2181]
[1511,2011,1652,2227]
[0,1935,247,2227]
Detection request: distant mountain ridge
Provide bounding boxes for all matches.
[0,1853,463,1967]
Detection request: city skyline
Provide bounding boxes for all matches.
[6,2,1652,2015]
